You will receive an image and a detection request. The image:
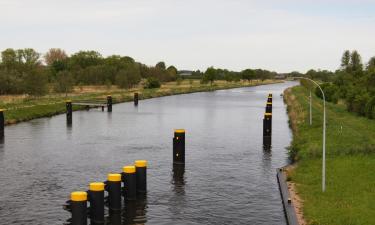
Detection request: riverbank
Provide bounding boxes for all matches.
[0,79,280,125]
[283,85,375,225]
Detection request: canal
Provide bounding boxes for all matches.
[0,81,297,225]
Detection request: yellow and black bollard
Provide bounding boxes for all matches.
[266,102,272,113]
[122,165,137,201]
[66,100,72,124]
[0,109,4,138]
[88,182,105,224]
[107,95,112,112]
[263,113,272,146]
[134,93,139,106]
[106,173,122,212]
[267,93,272,103]
[173,129,185,164]
[135,160,147,194]
[69,191,88,225]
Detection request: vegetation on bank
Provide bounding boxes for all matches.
[284,85,375,225]
[0,79,279,125]
[299,50,375,120]
[0,48,278,96]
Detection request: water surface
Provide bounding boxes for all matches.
[0,81,297,224]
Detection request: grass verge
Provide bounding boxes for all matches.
[284,85,375,225]
[0,79,279,125]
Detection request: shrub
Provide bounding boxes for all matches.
[144,77,161,89]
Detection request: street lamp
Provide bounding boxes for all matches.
[296,77,326,192]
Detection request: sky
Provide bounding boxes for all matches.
[1,0,375,73]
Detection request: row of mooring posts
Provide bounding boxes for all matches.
[64,160,147,225]
[66,93,140,124]
[263,93,272,147]
[64,129,186,224]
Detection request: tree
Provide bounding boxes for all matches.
[156,61,166,70]
[341,50,350,71]
[241,69,255,82]
[367,57,375,71]
[202,67,216,85]
[68,51,102,69]
[115,63,141,89]
[1,48,18,69]
[23,68,48,96]
[54,71,75,95]
[44,48,68,65]
[350,50,363,73]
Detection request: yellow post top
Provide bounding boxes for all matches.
[123,165,136,173]
[174,129,185,133]
[107,173,121,182]
[65,100,72,103]
[89,182,105,191]
[267,102,272,105]
[135,160,147,168]
[0,109,5,112]
[265,113,272,116]
[71,191,87,201]
[107,95,112,97]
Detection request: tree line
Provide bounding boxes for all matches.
[0,48,178,95]
[0,48,277,96]
[300,50,375,119]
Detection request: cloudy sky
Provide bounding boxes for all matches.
[1,0,374,73]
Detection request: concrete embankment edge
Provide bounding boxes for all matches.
[277,168,299,225]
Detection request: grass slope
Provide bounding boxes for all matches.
[284,86,375,225]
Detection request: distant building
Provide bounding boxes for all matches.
[178,70,193,76]
[275,74,287,79]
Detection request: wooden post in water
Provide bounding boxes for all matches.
[134,93,139,106]
[173,129,186,164]
[107,95,112,112]
[263,113,272,147]
[66,100,72,125]
[0,109,4,138]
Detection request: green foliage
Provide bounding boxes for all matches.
[23,69,48,96]
[202,66,216,85]
[285,86,375,225]
[144,77,161,89]
[54,71,74,94]
[315,83,339,103]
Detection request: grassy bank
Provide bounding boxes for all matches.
[0,79,279,125]
[284,86,375,225]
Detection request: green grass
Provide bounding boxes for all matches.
[285,86,375,225]
[0,79,279,124]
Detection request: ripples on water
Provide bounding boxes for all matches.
[0,81,297,224]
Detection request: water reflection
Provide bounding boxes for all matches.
[172,164,185,194]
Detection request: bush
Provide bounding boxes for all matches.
[144,77,161,89]
[315,83,339,103]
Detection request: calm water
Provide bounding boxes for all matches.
[0,81,297,225]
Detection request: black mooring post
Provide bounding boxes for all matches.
[66,100,72,124]
[173,129,185,164]
[266,102,272,113]
[267,93,272,103]
[134,93,139,106]
[88,182,105,224]
[263,113,272,146]
[0,109,4,138]
[122,165,137,201]
[70,191,88,225]
[135,160,147,195]
[106,174,121,212]
[107,95,112,112]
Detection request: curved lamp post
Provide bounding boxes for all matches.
[296,77,326,192]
